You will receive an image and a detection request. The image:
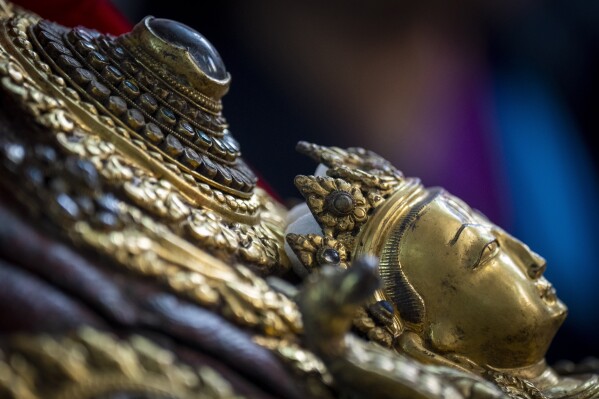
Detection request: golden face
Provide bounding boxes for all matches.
[394,190,567,369]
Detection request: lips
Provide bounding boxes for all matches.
[536,281,557,303]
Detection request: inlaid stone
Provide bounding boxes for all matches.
[229,169,245,191]
[156,107,177,126]
[45,41,71,58]
[162,134,184,157]
[87,51,109,70]
[102,65,124,84]
[137,93,158,113]
[176,121,195,139]
[72,68,94,85]
[143,123,164,144]
[76,40,96,54]
[88,80,111,101]
[58,55,82,71]
[111,46,126,59]
[214,164,232,186]
[123,109,145,131]
[107,95,127,115]
[197,155,217,178]
[148,18,227,80]
[120,80,140,98]
[180,147,202,169]
[210,138,226,157]
[37,31,59,46]
[321,248,341,265]
[72,27,95,42]
[194,130,212,149]
[329,191,354,216]
[222,131,240,152]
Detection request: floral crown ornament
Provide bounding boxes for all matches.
[286,142,430,345]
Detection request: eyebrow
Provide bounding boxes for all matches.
[448,223,485,247]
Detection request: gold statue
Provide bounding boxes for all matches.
[288,142,599,398]
[1,1,597,398]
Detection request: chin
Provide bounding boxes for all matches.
[546,299,568,322]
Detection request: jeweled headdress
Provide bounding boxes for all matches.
[287,141,431,340]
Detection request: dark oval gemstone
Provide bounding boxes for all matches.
[197,155,217,178]
[329,191,354,215]
[156,107,177,125]
[58,55,82,70]
[107,95,127,115]
[95,193,120,214]
[55,193,80,219]
[4,143,24,168]
[210,138,226,157]
[103,65,124,83]
[37,20,61,34]
[87,51,109,70]
[200,112,212,123]
[222,131,240,152]
[94,211,120,230]
[237,164,258,184]
[162,134,184,157]
[120,80,140,98]
[194,130,212,149]
[45,41,71,58]
[143,123,164,144]
[76,40,96,54]
[124,109,145,131]
[229,169,245,191]
[112,46,126,59]
[214,164,232,185]
[176,121,195,139]
[235,171,253,192]
[73,27,95,41]
[37,31,59,46]
[378,300,394,314]
[88,80,111,100]
[180,147,201,169]
[65,157,99,188]
[137,93,158,113]
[72,68,95,85]
[148,18,227,80]
[222,143,237,161]
[319,248,340,265]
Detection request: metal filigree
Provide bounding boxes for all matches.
[0,327,245,399]
[0,9,298,342]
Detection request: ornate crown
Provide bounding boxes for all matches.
[286,141,431,343]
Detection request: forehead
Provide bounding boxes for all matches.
[436,191,490,226]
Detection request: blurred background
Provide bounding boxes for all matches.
[23,0,599,362]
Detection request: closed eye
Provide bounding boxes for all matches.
[472,239,500,269]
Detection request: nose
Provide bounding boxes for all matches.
[527,253,547,280]
[496,229,547,280]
